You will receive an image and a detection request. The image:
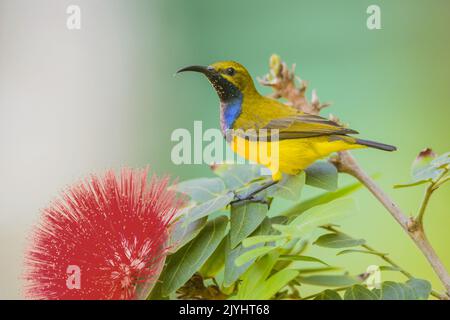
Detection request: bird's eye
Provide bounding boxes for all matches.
[225,67,235,76]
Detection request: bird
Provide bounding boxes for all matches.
[177,61,396,196]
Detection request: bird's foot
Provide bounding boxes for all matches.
[230,191,272,208]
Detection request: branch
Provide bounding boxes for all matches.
[331,150,450,298]
[322,225,447,300]
[416,184,435,225]
[417,168,448,225]
[261,54,450,298]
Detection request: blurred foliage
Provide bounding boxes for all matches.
[147,149,449,300]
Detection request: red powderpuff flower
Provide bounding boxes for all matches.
[24,168,183,300]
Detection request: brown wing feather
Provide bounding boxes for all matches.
[260,114,358,140]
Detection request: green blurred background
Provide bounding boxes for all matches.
[1,0,449,298]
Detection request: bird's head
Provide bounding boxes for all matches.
[177,61,256,102]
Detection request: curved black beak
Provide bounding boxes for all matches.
[176,64,237,102]
[176,65,213,75]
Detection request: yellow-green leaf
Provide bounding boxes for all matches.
[314,233,365,248]
[297,274,360,287]
[235,246,276,267]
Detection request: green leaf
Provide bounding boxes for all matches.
[280,181,361,218]
[185,192,234,223]
[293,266,340,274]
[298,274,359,287]
[297,274,360,287]
[412,149,436,174]
[337,249,386,256]
[224,239,250,287]
[411,149,448,183]
[279,255,329,266]
[224,218,272,287]
[212,163,263,189]
[242,235,287,247]
[271,172,305,201]
[372,279,431,300]
[274,198,357,238]
[431,152,450,167]
[160,216,228,295]
[379,266,401,272]
[199,238,227,278]
[230,202,268,249]
[168,215,207,253]
[235,246,276,267]
[235,252,279,299]
[252,269,298,300]
[377,281,407,300]
[412,166,442,184]
[344,285,378,300]
[173,177,226,202]
[314,289,342,300]
[406,278,432,300]
[314,233,365,248]
[305,161,338,191]
[378,282,413,300]
[400,283,419,300]
[395,150,449,188]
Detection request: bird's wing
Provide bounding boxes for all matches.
[237,114,358,141]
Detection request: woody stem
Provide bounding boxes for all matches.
[331,151,450,298]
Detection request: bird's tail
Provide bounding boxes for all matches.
[355,138,397,152]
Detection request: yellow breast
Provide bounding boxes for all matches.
[229,135,363,181]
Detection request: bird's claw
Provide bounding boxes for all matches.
[231,191,271,208]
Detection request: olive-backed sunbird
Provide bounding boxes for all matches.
[177,61,396,185]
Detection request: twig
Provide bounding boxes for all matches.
[417,185,435,225]
[261,54,450,299]
[435,176,450,189]
[418,168,448,225]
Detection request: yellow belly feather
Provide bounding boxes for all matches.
[230,135,364,181]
